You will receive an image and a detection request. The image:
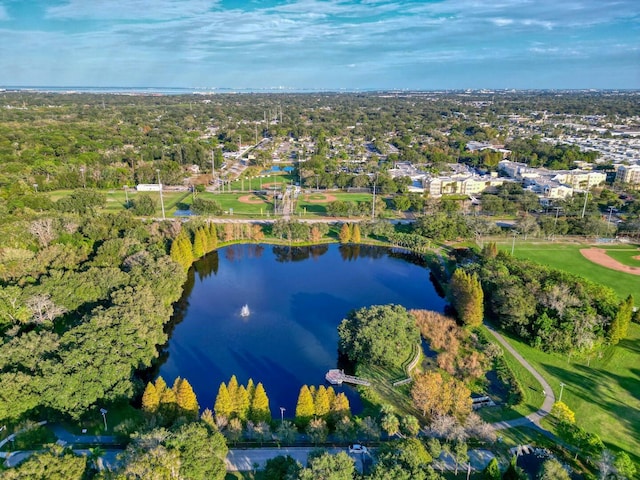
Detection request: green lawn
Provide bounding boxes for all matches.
[497,324,640,462]
[477,326,544,423]
[295,192,372,216]
[182,192,274,216]
[497,242,640,303]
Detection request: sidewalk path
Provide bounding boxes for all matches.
[484,323,556,431]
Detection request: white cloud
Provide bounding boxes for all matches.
[46,0,219,20]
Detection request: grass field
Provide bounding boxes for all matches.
[501,324,640,462]
[496,241,640,302]
[296,192,372,215]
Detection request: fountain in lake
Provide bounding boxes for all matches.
[240,304,250,317]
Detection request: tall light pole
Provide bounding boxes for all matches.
[123,185,129,206]
[511,230,519,255]
[100,408,108,431]
[79,167,86,188]
[156,169,166,220]
[581,188,590,219]
[211,151,216,188]
[280,407,285,424]
[559,382,566,403]
[607,206,615,231]
[371,178,377,219]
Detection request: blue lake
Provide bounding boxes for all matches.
[158,244,446,418]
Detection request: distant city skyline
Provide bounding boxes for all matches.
[0,0,638,90]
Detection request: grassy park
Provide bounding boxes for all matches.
[504,324,640,463]
[496,241,640,302]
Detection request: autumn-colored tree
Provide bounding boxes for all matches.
[339,223,352,243]
[314,385,331,418]
[482,242,498,259]
[207,222,218,251]
[141,382,160,413]
[310,226,322,243]
[223,223,234,242]
[250,224,265,242]
[449,269,484,327]
[214,382,233,420]
[192,228,206,259]
[246,378,255,401]
[330,392,351,418]
[235,385,250,420]
[306,418,328,444]
[175,377,199,418]
[411,371,471,420]
[412,371,443,416]
[551,401,575,424]
[250,382,271,423]
[227,375,239,410]
[351,224,361,243]
[295,385,315,427]
[170,233,194,270]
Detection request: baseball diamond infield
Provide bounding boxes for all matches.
[580,248,640,276]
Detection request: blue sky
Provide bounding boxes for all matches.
[0,0,638,90]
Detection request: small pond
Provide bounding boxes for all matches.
[158,244,446,417]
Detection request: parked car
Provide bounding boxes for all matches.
[348,444,368,454]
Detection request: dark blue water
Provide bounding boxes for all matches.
[158,244,446,418]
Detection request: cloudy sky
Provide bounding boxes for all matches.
[0,0,638,90]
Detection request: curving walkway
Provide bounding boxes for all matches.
[484,323,556,432]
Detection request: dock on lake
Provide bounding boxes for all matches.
[325,369,371,387]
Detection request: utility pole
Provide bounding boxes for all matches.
[607,206,615,231]
[157,169,166,220]
[511,230,518,255]
[371,178,377,219]
[581,188,589,218]
[211,151,216,190]
[559,382,566,403]
[553,206,561,240]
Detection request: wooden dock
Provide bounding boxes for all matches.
[325,369,371,387]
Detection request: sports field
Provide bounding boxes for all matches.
[498,242,640,302]
[296,192,372,215]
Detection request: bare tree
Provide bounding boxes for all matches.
[29,218,56,247]
[25,293,67,324]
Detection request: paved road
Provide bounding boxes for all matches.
[226,447,496,473]
[226,447,370,472]
[484,323,556,431]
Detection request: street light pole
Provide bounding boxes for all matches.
[371,178,377,219]
[100,408,108,431]
[511,230,518,255]
[156,169,166,220]
[123,186,129,206]
[80,167,86,188]
[607,206,615,231]
[280,407,285,424]
[581,188,589,219]
[559,382,566,403]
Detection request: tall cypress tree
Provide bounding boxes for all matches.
[141,382,160,413]
[235,385,250,420]
[214,382,233,419]
[250,382,271,423]
[207,222,218,251]
[449,269,484,327]
[192,228,206,259]
[352,224,361,243]
[339,223,352,243]
[314,385,330,418]
[295,385,315,427]
[175,378,199,418]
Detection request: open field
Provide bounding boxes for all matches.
[496,241,640,302]
[500,324,640,462]
[296,192,372,215]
